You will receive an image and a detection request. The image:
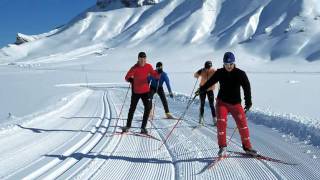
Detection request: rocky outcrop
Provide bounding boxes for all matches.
[96,0,159,8]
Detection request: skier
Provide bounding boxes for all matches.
[122,52,160,134]
[148,62,175,119]
[197,52,257,157]
[194,60,217,126]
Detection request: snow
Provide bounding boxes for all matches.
[0,0,320,179]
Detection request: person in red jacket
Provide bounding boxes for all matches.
[122,52,160,134]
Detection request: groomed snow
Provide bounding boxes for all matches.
[0,0,320,179]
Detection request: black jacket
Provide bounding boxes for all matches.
[200,67,252,106]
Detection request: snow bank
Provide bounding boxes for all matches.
[247,109,320,147]
[172,93,320,147]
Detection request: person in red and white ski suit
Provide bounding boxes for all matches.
[199,52,257,157]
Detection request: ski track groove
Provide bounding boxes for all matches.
[58,90,125,180]
[0,93,98,167]
[89,89,174,180]
[159,100,284,179]
[1,91,101,179]
[2,88,320,179]
[41,90,114,179]
[84,89,136,180]
[4,91,107,179]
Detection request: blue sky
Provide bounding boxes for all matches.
[0,0,96,48]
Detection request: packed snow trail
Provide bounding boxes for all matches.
[0,87,320,179]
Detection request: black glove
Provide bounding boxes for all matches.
[195,88,202,96]
[169,92,173,98]
[128,77,134,83]
[195,87,206,96]
[244,102,252,113]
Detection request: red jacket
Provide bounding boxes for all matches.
[125,63,159,94]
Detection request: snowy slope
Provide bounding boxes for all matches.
[1,0,320,64]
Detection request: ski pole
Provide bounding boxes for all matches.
[150,73,161,121]
[117,84,131,126]
[227,127,237,146]
[226,111,248,146]
[158,78,199,150]
[149,73,161,134]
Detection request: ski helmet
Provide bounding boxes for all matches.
[204,61,212,69]
[223,52,235,64]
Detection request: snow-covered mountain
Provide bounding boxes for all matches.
[1,0,320,64]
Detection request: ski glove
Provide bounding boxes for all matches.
[244,103,252,113]
[128,77,134,83]
[195,87,206,96]
[195,88,202,96]
[169,92,174,98]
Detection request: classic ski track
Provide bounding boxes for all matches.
[0,96,99,167]
[4,91,108,180]
[178,113,283,179]
[37,90,114,179]
[2,88,319,179]
[151,99,282,179]
[57,89,130,179]
[0,91,101,179]
[88,89,175,180]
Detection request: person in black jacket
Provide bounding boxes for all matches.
[198,52,257,157]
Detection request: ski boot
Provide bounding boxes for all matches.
[199,115,204,126]
[165,112,174,119]
[218,147,227,157]
[243,147,258,157]
[122,126,130,133]
[141,128,148,134]
[212,117,217,126]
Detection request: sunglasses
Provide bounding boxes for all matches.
[224,63,234,66]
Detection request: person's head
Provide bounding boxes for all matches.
[138,52,147,66]
[204,61,212,69]
[156,61,163,70]
[223,52,235,72]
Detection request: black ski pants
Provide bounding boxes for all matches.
[126,92,151,129]
[150,86,170,113]
[199,90,216,118]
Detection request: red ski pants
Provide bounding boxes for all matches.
[216,99,252,149]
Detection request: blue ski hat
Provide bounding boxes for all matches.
[223,52,235,64]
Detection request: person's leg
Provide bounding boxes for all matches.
[216,100,229,148]
[157,87,170,113]
[207,90,216,118]
[141,92,152,129]
[229,104,252,149]
[149,87,156,100]
[199,92,206,122]
[149,88,156,118]
[126,93,140,128]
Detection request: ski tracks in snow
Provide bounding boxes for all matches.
[1,88,320,179]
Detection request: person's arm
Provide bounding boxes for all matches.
[200,70,220,92]
[240,71,252,110]
[194,68,203,78]
[149,65,160,79]
[163,73,172,94]
[125,65,135,82]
